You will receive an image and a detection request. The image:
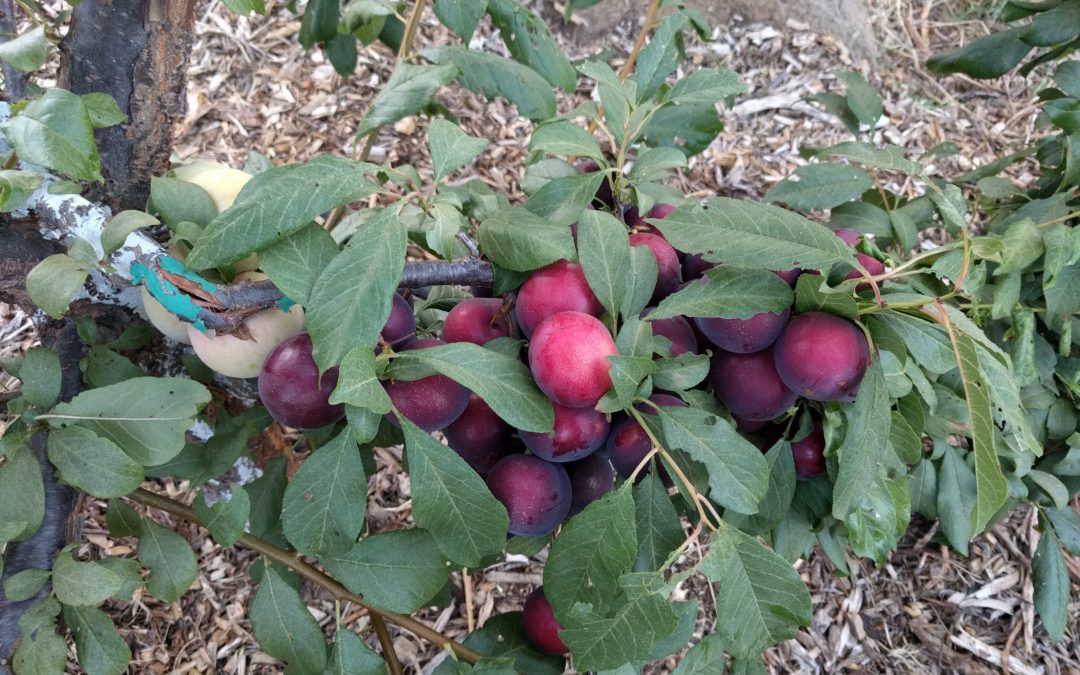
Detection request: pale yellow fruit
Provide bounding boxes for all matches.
[187,304,305,379]
[141,285,193,345]
[173,160,253,213]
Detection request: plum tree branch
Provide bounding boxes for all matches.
[128,487,485,664]
[370,613,404,675]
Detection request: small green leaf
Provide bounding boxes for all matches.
[649,267,793,321]
[529,120,603,161]
[149,176,217,228]
[927,29,1031,79]
[0,440,45,542]
[701,520,812,657]
[430,118,490,181]
[424,46,557,121]
[17,346,61,409]
[26,253,91,318]
[356,63,458,138]
[322,529,449,613]
[459,612,565,675]
[80,93,128,128]
[765,164,874,210]
[101,210,160,257]
[632,471,683,572]
[2,567,50,602]
[2,88,102,181]
[937,443,976,555]
[634,13,689,102]
[837,71,882,128]
[524,172,604,226]
[832,362,891,519]
[0,25,48,71]
[478,206,576,272]
[577,209,631,319]
[652,353,709,392]
[331,347,393,413]
[324,628,388,675]
[193,486,250,547]
[624,246,659,319]
[46,426,144,498]
[307,208,408,371]
[282,430,367,557]
[486,0,576,91]
[138,517,198,603]
[221,0,266,14]
[63,604,131,675]
[793,273,858,319]
[671,633,726,674]
[403,418,509,566]
[665,68,746,105]
[1033,525,1069,642]
[52,549,123,606]
[13,597,66,675]
[0,169,43,212]
[260,223,339,305]
[250,566,329,674]
[434,0,488,40]
[299,0,340,48]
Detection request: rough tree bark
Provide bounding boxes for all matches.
[60,0,199,211]
[0,0,197,669]
[0,0,28,102]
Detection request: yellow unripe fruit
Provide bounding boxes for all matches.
[140,285,193,345]
[173,160,253,213]
[187,304,305,379]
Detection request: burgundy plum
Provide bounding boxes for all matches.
[529,312,617,409]
[259,333,345,430]
[381,293,416,348]
[442,298,516,345]
[629,232,682,302]
[645,310,699,356]
[834,228,885,286]
[514,260,603,337]
[565,454,616,516]
[486,454,571,537]
[773,312,871,402]
[682,253,716,280]
[575,159,614,209]
[523,587,568,655]
[791,421,827,479]
[710,348,799,421]
[648,203,677,220]
[384,339,470,431]
[520,403,609,463]
[773,268,801,286]
[443,393,514,474]
[694,308,791,354]
[607,394,686,479]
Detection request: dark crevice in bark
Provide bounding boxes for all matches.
[0,0,27,102]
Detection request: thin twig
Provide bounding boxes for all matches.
[129,487,484,664]
[617,0,663,80]
[462,568,476,633]
[371,613,404,675]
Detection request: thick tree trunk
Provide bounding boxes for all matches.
[0,0,27,101]
[60,0,199,211]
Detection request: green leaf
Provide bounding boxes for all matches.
[250,566,329,674]
[26,253,91,318]
[545,486,637,619]
[625,246,659,318]
[1045,263,1080,322]
[80,93,128,128]
[44,377,210,466]
[837,71,882,128]
[486,0,576,91]
[105,499,142,538]
[324,628,388,675]
[633,13,689,101]
[560,574,678,671]
[434,0,488,40]
[322,529,449,613]
[0,169,43,212]
[386,341,553,432]
[3,567,50,602]
[46,426,143,498]
[424,46,557,120]
[671,633,726,674]
[845,476,910,565]
[331,347,393,413]
[459,612,566,675]
[657,406,768,514]
[652,353,710,392]
[149,176,218,228]
[326,33,358,76]
[0,25,48,71]
[995,218,1043,275]
[701,520,812,657]
[726,439,797,534]
[356,62,458,137]
[403,418,509,566]
[529,120,603,161]
[652,199,856,273]
[101,210,159,257]
[952,331,1007,533]
[764,164,874,210]
[874,312,954,373]
[1032,525,1069,642]
[649,267,793,321]
[937,443,976,555]
[430,118,490,181]
[2,88,102,181]
[17,345,61,409]
[1020,0,1080,46]
[193,486,250,547]
[640,102,722,157]
[221,0,266,14]
[816,141,924,176]
[926,29,1031,79]
[186,156,382,269]
[63,605,131,675]
[478,205,576,272]
[632,471,683,572]
[299,0,340,48]
[13,597,66,675]
[282,430,367,557]
[627,147,688,184]
[524,172,604,226]
[793,273,858,319]
[832,362,890,519]
[0,439,45,542]
[1045,506,1080,555]
[259,223,339,305]
[52,549,122,606]
[605,355,656,409]
[97,557,144,600]
[137,517,198,603]
[577,209,631,319]
[307,207,408,371]
[665,68,745,106]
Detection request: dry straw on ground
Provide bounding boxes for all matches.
[1,0,1079,672]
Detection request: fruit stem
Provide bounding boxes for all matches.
[371,612,404,675]
[129,487,485,664]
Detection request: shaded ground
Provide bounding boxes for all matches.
[2,0,1079,672]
